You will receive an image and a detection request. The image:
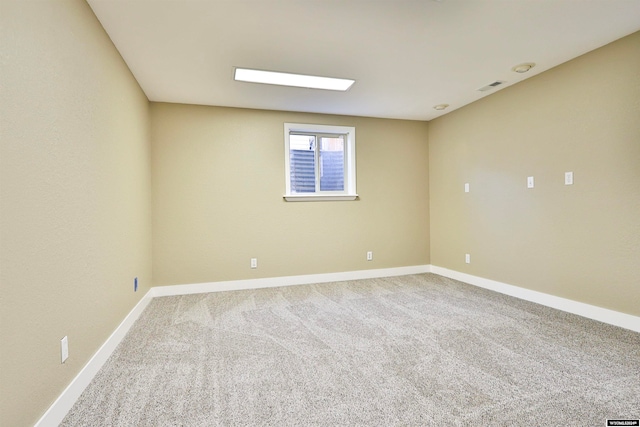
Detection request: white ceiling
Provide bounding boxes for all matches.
[87,0,640,121]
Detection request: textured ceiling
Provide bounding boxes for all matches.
[87,0,640,121]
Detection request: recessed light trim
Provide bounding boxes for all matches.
[511,62,536,73]
[433,104,449,111]
[234,68,355,91]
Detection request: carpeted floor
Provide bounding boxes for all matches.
[61,273,640,426]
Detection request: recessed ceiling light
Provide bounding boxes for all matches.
[511,62,536,73]
[234,68,355,91]
[433,104,449,111]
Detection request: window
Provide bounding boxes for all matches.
[284,123,357,201]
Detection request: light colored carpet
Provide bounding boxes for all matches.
[61,273,640,426]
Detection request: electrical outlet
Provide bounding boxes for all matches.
[134,277,138,292]
[565,171,573,185]
[250,258,257,269]
[464,183,470,193]
[366,251,373,261]
[61,336,69,364]
[465,254,471,264]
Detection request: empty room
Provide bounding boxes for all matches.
[1,0,639,426]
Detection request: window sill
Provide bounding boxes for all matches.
[283,194,358,202]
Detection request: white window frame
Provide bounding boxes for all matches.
[284,123,357,202]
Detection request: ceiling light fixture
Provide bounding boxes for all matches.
[234,68,355,91]
[433,104,449,111]
[511,62,536,73]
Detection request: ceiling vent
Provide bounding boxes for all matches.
[477,81,506,92]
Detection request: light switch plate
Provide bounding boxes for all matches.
[527,176,534,188]
[464,183,470,193]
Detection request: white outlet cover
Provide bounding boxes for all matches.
[250,258,257,269]
[565,172,573,185]
[464,183,470,193]
[61,336,69,363]
[465,254,471,264]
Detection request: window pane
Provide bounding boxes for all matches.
[319,136,344,191]
[290,134,316,193]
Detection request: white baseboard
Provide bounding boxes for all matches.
[430,265,640,333]
[35,289,154,427]
[152,265,432,297]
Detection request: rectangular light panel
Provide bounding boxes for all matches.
[234,68,355,91]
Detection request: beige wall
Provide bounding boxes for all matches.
[1,0,637,423]
[429,32,640,317]
[0,1,152,425]
[151,103,430,286]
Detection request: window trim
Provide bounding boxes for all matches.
[284,123,357,202]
